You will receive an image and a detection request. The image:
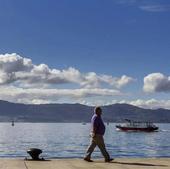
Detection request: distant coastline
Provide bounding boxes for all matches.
[0,100,170,123]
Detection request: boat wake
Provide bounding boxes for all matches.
[160,129,170,132]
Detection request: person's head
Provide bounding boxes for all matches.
[94,106,102,116]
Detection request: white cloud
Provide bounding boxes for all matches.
[114,0,137,5]
[128,99,170,109]
[113,75,135,88]
[78,98,170,109]
[81,72,101,88]
[143,73,170,93]
[0,86,123,104]
[0,53,136,104]
[79,99,118,107]
[91,74,135,89]
[0,53,33,73]
[0,53,134,88]
[0,72,15,84]
[139,5,170,12]
[114,0,170,13]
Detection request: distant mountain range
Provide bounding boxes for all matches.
[0,100,170,122]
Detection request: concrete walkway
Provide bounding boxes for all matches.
[0,158,169,169]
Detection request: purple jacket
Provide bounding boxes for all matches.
[91,114,105,135]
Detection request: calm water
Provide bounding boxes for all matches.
[0,123,169,158]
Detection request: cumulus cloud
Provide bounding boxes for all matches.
[0,72,15,84]
[0,53,33,73]
[113,75,135,88]
[143,73,170,93]
[86,74,135,89]
[0,53,135,104]
[0,53,134,88]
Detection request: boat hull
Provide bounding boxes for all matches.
[116,125,158,132]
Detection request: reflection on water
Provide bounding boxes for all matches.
[0,123,169,158]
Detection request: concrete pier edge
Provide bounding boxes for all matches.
[0,158,169,169]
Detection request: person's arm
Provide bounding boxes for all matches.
[92,118,99,136]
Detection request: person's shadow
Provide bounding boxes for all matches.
[95,160,168,167]
[112,161,168,167]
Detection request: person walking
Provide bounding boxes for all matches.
[84,106,113,162]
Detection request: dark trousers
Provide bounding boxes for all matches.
[85,134,110,160]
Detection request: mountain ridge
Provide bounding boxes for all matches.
[0,100,170,122]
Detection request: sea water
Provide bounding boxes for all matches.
[0,123,169,158]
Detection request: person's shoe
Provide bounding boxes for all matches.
[84,157,93,162]
[105,158,114,162]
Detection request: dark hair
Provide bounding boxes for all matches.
[94,106,102,113]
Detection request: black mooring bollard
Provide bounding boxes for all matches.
[27,148,43,160]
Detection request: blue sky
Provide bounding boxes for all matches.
[0,0,170,108]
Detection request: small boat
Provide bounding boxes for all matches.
[116,119,158,132]
[11,120,14,126]
[82,122,86,125]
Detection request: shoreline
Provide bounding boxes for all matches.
[0,158,169,169]
[0,156,170,159]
